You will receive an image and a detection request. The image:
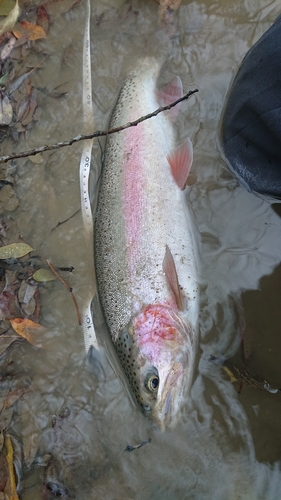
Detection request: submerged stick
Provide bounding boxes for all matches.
[46,259,82,325]
[0,89,198,163]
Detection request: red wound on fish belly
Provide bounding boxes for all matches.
[167,138,193,190]
[156,76,183,121]
[162,245,185,311]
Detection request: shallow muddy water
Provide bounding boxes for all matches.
[1,0,281,498]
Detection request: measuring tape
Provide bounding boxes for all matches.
[79,0,98,352]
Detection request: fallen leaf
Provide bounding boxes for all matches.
[21,95,37,127]
[37,5,49,34]
[0,33,16,60]
[16,95,29,122]
[2,387,27,410]
[222,365,238,383]
[7,57,46,96]
[30,288,40,323]
[13,20,46,41]
[21,297,36,316]
[33,268,56,282]
[0,287,21,321]
[0,0,20,37]
[28,153,43,164]
[0,30,10,44]
[0,94,12,125]
[9,318,46,347]
[4,434,19,499]
[18,281,36,305]
[0,242,33,259]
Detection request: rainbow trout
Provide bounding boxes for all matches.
[95,58,199,429]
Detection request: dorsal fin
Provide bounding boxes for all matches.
[156,76,183,121]
[162,245,185,311]
[167,138,193,190]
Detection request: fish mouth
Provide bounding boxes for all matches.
[152,361,189,430]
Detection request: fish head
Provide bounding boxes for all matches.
[116,304,196,430]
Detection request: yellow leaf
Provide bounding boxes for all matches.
[33,268,56,282]
[222,365,238,383]
[9,318,47,347]
[0,242,33,259]
[13,20,46,40]
[0,0,19,37]
[4,434,20,500]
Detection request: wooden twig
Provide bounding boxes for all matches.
[46,259,82,325]
[0,89,198,163]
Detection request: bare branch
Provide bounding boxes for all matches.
[0,89,198,163]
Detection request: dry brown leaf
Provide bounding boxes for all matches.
[18,281,37,305]
[0,34,16,60]
[2,387,27,410]
[13,21,46,41]
[9,318,46,347]
[21,297,36,316]
[0,287,21,321]
[37,5,49,34]
[21,96,37,126]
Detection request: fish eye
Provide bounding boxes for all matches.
[145,373,159,392]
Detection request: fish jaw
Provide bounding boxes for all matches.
[152,354,192,430]
[132,304,196,430]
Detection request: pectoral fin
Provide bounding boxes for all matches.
[167,138,193,190]
[162,245,186,311]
